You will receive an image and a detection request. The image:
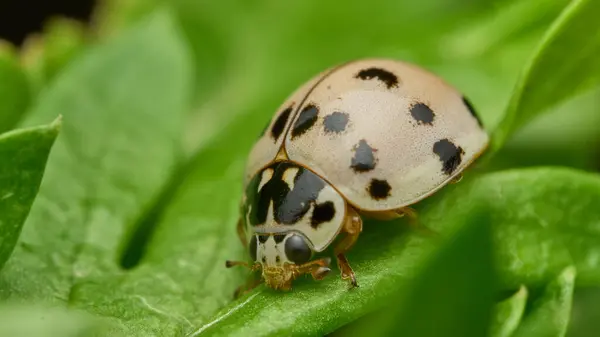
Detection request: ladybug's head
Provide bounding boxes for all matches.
[257,232,331,290]
[226,232,331,291]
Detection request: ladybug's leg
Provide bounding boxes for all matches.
[395,207,438,237]
[394,206,418,222]
[225,261,262,298]
[236,217,247,247]
[334,207,362,288]
[297,257,332,281]
[233,276,263,299]
[450,173,463,184]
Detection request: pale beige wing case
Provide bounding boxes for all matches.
[283,59,489,211]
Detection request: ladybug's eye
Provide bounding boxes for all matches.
[249,235,258,261]
[284,234,312,264]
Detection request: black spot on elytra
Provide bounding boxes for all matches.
[245,161,332,226]
[275,256,281,263]
[258,234,269,243]
[291,104,319,139]
[351,139,377,172]
[368,179,391,200]
[433,139,465,175]
[323,111,349,134]
[311,201,336,228]
[410,102,435,125]
[355,67,399,89]
[462,96,483,127]
[273,234,286,244]
[271,106,293,140]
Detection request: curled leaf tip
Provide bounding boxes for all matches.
[51,114,63,128]
[515,285,528,298]
[560,265,577,281]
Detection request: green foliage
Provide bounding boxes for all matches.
[0,118,60,270]
[492,0,600,150]
[490,286,528,337]
[0,0,599,336]
[368,209,496,337]
[0,9,192,307]
[0,44,31,132]
[513,267,576,337]
[0,303,104,337]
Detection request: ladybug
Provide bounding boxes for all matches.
[226,58,489,294]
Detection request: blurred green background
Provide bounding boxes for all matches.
[0,0,599,336]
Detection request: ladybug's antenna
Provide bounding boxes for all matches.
[225,260,261,271]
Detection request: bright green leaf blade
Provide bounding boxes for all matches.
[492,0,600,150]
[0,9,192,303]
[0,304,104,337]
[490,286,529,337]
[370,209,496,337]
[421,167,600,288]
[490,88,600,172]
[0,118,60,270]
[66,110,429,336]
[0,303,109,337]
[566,286,600,337]
[0,43,31,132]
[186,166,598,336]
[513,266,576,337]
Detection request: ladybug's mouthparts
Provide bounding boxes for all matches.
[263,266,296,291]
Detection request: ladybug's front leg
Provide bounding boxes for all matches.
[236,217,247,247]
[334,207,363,288]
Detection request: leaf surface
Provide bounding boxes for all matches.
[0,119,60,270]
[368,209,496,337]
[492,0,600,149]
[0,10,192,306]
[490,286,528,337]
[513,266,576,337]
[194,167,600,336]
[0,45,31,132]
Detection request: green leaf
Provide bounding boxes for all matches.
[63,108,427,336]
[0,8,192,305]
[0,42,31,132]
[566,286,600,337]
[149,149,600,335]
[420,167,600,288]
[369,209,496,337]
[490,286,529,337]
[0,303,106,337]
[513,266,576,337]
[492,0,600,150]
[489,88,600,172]
[0,118,60,270]
[2,2,595,336]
